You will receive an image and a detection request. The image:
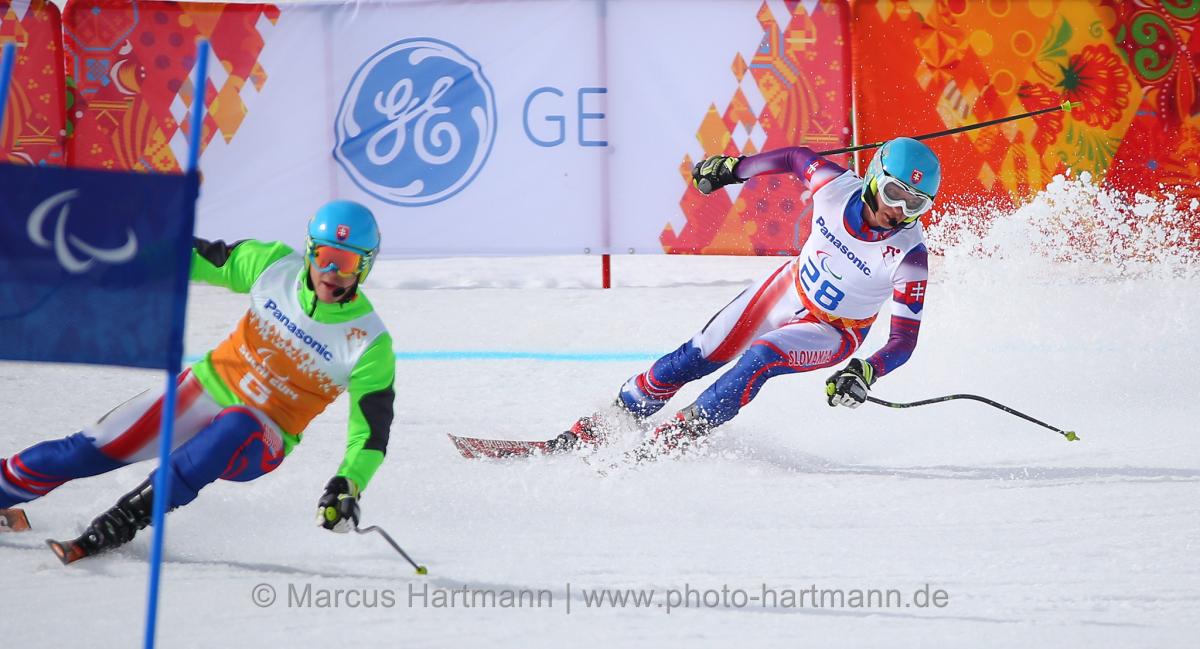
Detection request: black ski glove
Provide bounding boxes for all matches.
[825,359,876,409]
[317,477,360,533]
[692,155,745,194]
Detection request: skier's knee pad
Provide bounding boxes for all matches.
[693,342,794,426]
[729,341,795,395]
[160,407,282,508]
[208,407,267,445]
[170,407,271,480]
[207,407,283,483]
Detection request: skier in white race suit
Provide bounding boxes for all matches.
[554,138,940,459]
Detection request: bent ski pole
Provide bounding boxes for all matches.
[355,524,428,575]
[819,101,1080,156]
[867,394,1079,441]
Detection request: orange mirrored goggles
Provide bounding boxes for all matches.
[309,245,365,278]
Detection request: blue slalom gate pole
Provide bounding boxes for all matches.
[0,42,16,128]
[142,39,209,649]
[185,41,209,175]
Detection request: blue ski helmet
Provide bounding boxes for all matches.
[306,200,380,283]
[862,137,941,213]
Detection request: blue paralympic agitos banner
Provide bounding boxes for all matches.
[0,163,199,370]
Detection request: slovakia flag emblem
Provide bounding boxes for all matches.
[911,169,923,185]
[336,224,350,241]
[805,159,826,181]
[893,280,927,314]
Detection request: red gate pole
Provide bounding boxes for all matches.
[601,253,611,289]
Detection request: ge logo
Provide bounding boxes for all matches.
[334,38,497,207]
[27,189,138,274]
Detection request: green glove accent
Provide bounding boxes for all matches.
[316,476,361,533]
[692,155,745,194]
[825,359,875,409]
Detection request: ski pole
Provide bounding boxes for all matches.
[355,524,428,575]
[0,42,16,129]
[818,101,1080,156]
[866,394,1079,442]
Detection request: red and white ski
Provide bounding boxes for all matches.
[447,434,558,459]
[0,509,31,533]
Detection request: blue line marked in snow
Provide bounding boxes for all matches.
[184,351,657,364]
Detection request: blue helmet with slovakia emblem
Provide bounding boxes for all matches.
[862,137,941,221]
[305,200,381,284]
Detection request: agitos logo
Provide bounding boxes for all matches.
[815,216,872,277]
[814,250,843,280]
[27,189,138,274]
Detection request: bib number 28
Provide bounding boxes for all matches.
[800,257,845,311]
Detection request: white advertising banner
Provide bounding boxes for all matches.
[193,0,850,256]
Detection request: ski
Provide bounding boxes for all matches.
[46,537,91,566]
[0,508,31,533]
[447,434,559,459]
[1,508,97,565]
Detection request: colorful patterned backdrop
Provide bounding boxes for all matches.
[62,0,278,171]
[0,0,66,166]
[4,0,1195,254]
[1101,0,1200,203]
[665,0,854,256]
[852,0,1200,221]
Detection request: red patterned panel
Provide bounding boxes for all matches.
[664,0,852,256]
[62,0,278,171]
[851,1,1019,224]
[0,0,66,166]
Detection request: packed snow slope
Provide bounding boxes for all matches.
[2,178,1198,647]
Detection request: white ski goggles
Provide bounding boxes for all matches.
[876,173,934,221]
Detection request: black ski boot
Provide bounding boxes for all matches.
[547,398,645,453]
[547,414,606,453]
[629,404,713,463]
[47,479,156,565]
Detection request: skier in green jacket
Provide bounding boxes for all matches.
[0,200,396,563]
